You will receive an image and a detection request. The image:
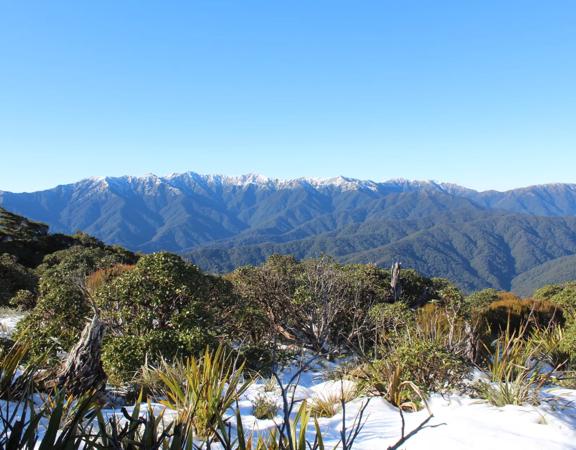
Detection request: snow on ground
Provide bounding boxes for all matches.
[0,310,24,338]
[232,374,576,450]
[1,346,575,448]
[1,375,575,448]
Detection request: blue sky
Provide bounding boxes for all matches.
[1,1,575,192]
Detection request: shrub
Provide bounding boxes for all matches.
[464,288,500,315]
[101,335,149,386]
[9,289,36,310]
[358,335,468,411]
[95,253,229,384]
[479,297,563,338]
[543,285,576,318]
[357,359,425,411]
[368,301,413,341]
[103,329,214,387]
[227,255,451,352]
[84,263,134,297]
[396,269,438,307]
[236,342,277,376]
[559,321,576,367]
[14,245,135,361]
[15,267,92,361]
[533,282,576,302]
[0,253,37,306]
[391,339,468,393]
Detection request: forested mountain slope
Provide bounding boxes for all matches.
[2,173,576,292]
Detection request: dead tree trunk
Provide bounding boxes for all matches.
[463,320,479,364]
[390,262,401,301]
[51,314,107,396]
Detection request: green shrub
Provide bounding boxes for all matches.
[227,255,445,353]
[391,339,468,393]
[559,321,576,367]
[0,253,37,306]
[368,301,413,339]
[479,297,563,338]
[15,268,91,360]
[103,329,214,386]
[95,253,224,384]
[101,335,148,386]
[236,342,277,376]
[358,336,468,411]
[464,288,500,315]
[533,282,576,303]
[544,286,576,318]
[14,245,135,361]
[9,289,36,310]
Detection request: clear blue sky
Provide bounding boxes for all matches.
[1,1,575,192]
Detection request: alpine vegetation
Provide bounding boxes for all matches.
[0,207,575,448]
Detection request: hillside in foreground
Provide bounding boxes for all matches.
[1,206,576,449]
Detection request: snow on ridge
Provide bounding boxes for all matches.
[163,172,388,192]
[62,172,576,196]
[76,172,474,194]
[35,171,472,192]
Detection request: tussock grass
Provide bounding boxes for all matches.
[251,393,278,419]
[309,383,357,418]
[475,322,552,406]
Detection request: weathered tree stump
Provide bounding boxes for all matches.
[390,261,402,301]
[463,321,479,364]
[49,314,107,396]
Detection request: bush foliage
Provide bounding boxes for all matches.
[3,206,576,413]
[96,253,236,384]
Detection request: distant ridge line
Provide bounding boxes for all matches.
[4,171,574,195]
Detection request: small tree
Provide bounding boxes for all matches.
[291,257,350,352]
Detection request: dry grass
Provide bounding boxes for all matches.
[308,382,357,418]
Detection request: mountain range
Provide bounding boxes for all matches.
[2,172,576,295]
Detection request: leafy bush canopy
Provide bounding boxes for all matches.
[0,253,37,306]
[96,253,236,384]
[4,206,576,411]
[226,255,450,354]
[14,245,137,360]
